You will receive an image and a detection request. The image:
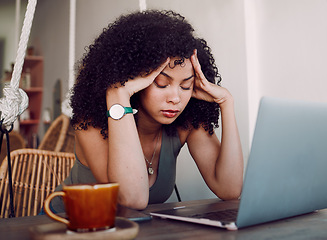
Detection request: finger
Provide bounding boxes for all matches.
[147,57,170,79]
[130,58,170,94]
[191,50,206,82]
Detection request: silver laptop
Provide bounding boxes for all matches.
[150,97,327,230]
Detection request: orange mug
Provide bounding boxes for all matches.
[44,183,119,232]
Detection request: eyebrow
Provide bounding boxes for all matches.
[160,72,194,81]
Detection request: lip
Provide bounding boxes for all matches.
[161,110,180,118]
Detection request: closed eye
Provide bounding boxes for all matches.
[181,87,191,90]
[181,75,194,90]
[154,81,168,88]
[181,85,192,90]
[155,72,194,90]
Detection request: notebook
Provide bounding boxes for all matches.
[150,96,327,230]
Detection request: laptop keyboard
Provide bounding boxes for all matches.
[191,209,238,223]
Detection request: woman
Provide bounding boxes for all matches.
[51,9,243,212]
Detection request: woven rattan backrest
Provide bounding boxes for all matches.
[38,114,75,152]
[60,124,75,153]
[0,149,75,218]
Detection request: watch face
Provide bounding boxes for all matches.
[109,104,125,120]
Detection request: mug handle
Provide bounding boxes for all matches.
[43,191,69,225]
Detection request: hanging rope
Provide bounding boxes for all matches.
[0,122,15,217]
[139,0,147,12]
[0,0,38,218]
[0,0,37,130]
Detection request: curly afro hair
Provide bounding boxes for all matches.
[70,10,222,138]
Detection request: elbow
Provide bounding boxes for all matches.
[214,183,243,201]
[126,201,148,210]
[118,194,148,210]
[218,190,241,201]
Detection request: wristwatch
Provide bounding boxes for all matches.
[107,104,137,120]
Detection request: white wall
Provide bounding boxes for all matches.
[257,0,327,102]
[28,0,70,136]
[245,0,327,143]
[0,0,27,77]
[0,0,16,75]
[75,0,139,64]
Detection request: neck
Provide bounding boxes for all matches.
[137,109,163,139]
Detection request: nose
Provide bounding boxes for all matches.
[167,87,181,104]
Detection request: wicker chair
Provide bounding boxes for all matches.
[0,148,75,218]
[38,114,75,153]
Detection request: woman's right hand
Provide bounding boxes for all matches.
[107,58,170,99]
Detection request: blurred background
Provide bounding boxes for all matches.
[1,0,326,202]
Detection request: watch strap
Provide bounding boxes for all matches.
[106,105,137,119]
[124,107,133,115]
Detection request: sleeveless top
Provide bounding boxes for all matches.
[50,127,182,213]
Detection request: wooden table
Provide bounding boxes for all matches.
[0,198,326,240]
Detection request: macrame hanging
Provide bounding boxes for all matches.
[0,0,37,218]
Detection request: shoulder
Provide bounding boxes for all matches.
[75,125,108,167]
[75,125,107,147]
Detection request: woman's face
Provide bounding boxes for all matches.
[139,57,194,125]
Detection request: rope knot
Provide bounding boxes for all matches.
[0,84,29,130]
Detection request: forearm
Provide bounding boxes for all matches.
[215,98,244,199]
[106,88,149,209]
[191,51,243,199]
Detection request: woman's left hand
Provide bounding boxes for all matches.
[190,50,232,106]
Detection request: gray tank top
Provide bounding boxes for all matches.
[51,127,181,213]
